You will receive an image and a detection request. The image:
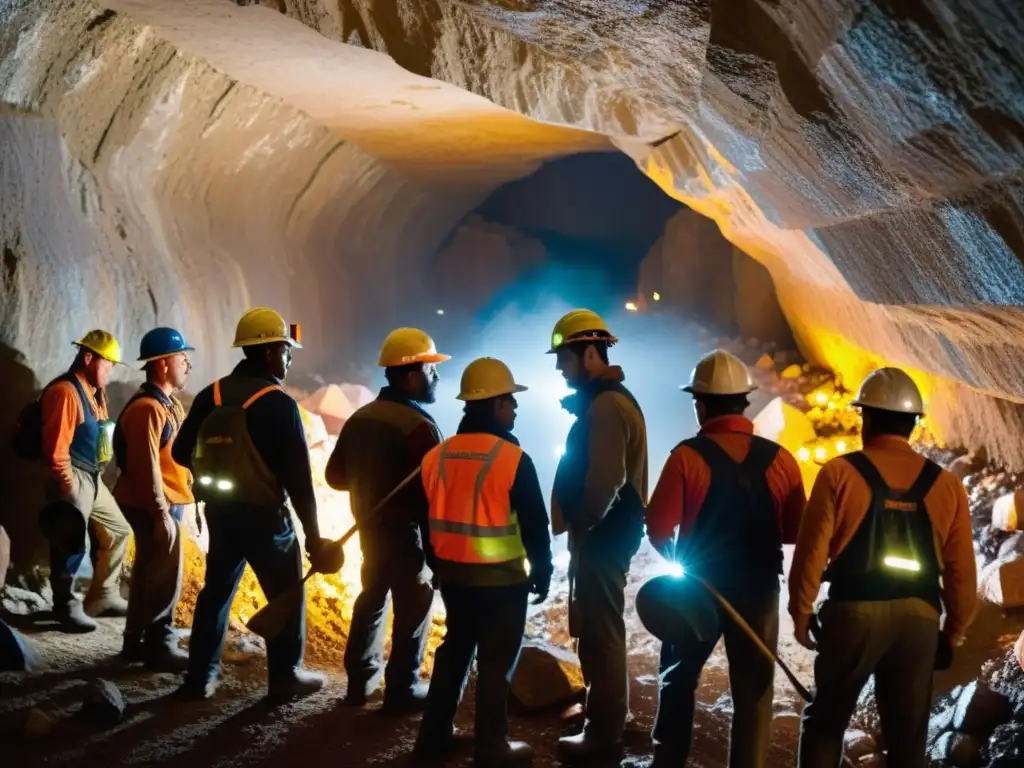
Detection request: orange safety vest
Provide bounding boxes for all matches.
[422,433,528,568]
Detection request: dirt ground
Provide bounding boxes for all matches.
[2,547,1020,768]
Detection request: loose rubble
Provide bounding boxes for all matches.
[80,678,126,726]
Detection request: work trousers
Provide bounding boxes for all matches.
[798,598,940,768]
[123,505,185,655]
[186,504,304,685]
[420,583,529,748]
[344,530,435,700]
[45,467,131,606]
[653,587,780,768]
[575,518,644,741]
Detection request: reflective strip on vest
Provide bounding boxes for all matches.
[423,434,527,566]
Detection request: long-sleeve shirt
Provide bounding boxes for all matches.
[789,434,977,641]
[172,359,320,540]
[41,371,108,497]
[114,391,193,517]
[645,415,806,546]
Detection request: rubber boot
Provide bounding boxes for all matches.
[557,732,623,763]
[143,644,190,673]
[475,740,534,766]
[51,575,97,634]
[382,680,429,714]
[85,594,129,618]
[267,668,325,699]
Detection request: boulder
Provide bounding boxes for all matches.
[997,533,1024,562]
[952,680,1012,737]
[300,385,355,436]
[509,639,584,713]
[843,730,878,762]
[297,404,329,449]
[338,384,374,411]
[979,557,1024,607]
[988,721,1024,768]
[929,731,984,768]
[992,492,1024,532]
[80,679,125,726]
[752,396,819,495]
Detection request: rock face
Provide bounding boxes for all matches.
[1,1,1023,470]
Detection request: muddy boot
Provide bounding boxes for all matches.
[413,727,474,763]
[557,732,623,763]
[52,576,97,634]
[267,668,325,699]
[144,645,189,673]
[475,740,534,766]
[175,676,217,701]
[85,594,129,618]
[382,681,429,714]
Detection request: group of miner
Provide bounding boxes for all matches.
[11,304,977,768]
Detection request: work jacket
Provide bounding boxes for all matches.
[789,435,977,642]
[422,414,552,588]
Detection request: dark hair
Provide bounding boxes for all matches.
[463,398,497,419]
[563,330,612,365]
[70,348,89,370]
[385,363,423,387]
[862,407,917,438]
[695,393,750,418]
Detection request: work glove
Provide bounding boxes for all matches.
[307,537,345,575]
[934,630,955,671]
[530,566,552,605]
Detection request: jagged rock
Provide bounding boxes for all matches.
[850,678,882,742]
[987,721,1024,768]
[1,585,49,616]
[982,649,1024,714]
[81,679,126,726]
[509,639,584,713]
[997,533,1024,562]
[927,693,957,747]
[929,731,984,768]
[992,492,1024,532]
[951,680,1012,737]
[978,558,1024,607]
[843,730,878,762]
[300,385,356,436]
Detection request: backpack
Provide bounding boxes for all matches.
[113,384,179,473]
[10,399,44,461]
[192,377,285,507]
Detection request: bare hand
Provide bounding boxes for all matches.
[793,612,818,651]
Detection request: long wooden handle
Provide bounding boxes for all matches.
[336,466,423,546]
[696,576,813,703]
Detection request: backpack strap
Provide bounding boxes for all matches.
[242,386,281,409]
[841,451,890,495]
[741,436,781,475]
[213,379,223,407]
[907,459,942,501]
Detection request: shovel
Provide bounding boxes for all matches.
[246,466,423,640]
[693,575,812,703]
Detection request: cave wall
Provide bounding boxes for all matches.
[266,0,1024,466]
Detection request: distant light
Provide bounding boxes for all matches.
[652,292,661,302]
[624,301,638,312]
[555,445,565,458]
[216,479,234,491]
[835,440,847,453]
[436,308,445,316]
[797,447,811,462]
[883,555,920,572]
[814,392,828,405]
[827,401,837,410]
[666,562,684,578]
[198,475,213,486]
[814,446,827,461]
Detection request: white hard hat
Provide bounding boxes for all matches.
[853,367,924,414]
[682,350,756,396]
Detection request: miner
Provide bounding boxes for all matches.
[172,307,340,699]
[791,367,977,767]
[414,357,552,765]
[38,330,132,633]
[325,327,448,712]
[112,327,196,670]
[643,349,806,767]
[547,309,648,762]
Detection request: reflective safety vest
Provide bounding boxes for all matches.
[421,433,528,568]
[824,451,942,609]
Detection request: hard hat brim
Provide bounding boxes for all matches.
[378,352,451,367]
[681,384,757,395]
[852,398,924,415]
[137,345,196,363]
[233,336,303,349]
[72,341,124,366]
[456,383,528,402]
[546,334,620,354]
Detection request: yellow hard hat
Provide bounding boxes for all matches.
[378,328,450,367]
[853,367,924,414]
[457,357,528,401]
[682,350,756,396]
[232,307,302,349]
[73,330,123,364]
[547,309,618,353]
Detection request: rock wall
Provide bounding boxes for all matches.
[267,0,1024,467]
